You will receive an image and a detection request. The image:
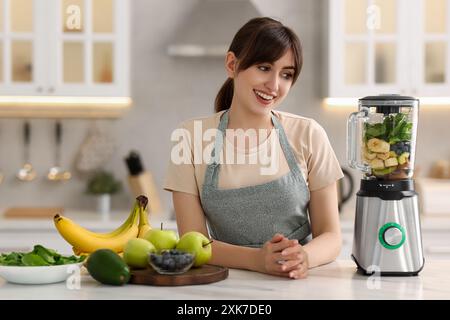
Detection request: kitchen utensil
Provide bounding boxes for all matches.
[16,121,37,182]
[125,151,164,214]
[0,262,84,285]
[347,94,424,276]
[130,265,228,286]
[47,121,71,181]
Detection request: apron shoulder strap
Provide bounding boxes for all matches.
[203,111,228,187]
[271,113,302,176]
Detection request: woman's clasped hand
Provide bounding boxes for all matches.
[258,233,308,279]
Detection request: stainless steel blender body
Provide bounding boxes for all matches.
[352,180,424,275]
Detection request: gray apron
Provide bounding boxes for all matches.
[201,110,312,248]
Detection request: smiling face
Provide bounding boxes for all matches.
[226,49,296,116]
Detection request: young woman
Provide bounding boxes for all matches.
[164,17,344,279]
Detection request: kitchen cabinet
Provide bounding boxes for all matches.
[329,0,450,98]
[0,0,130,118]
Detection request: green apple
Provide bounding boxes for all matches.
[143,226,178,252]
[123,238,156,268]
[176,231,213,267]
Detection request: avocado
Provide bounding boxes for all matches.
[86,249,130,286]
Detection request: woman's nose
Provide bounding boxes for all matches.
[265,72,279,93]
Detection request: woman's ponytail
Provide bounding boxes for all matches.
[214,78,234,112]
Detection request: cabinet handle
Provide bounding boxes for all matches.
[36,86,43,93]
[48,87,55,93]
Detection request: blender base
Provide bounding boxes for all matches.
[351,254,424,277]
[352,185,425,276]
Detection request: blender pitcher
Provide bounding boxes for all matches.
[347,95,424,276]
[347,95,418,180]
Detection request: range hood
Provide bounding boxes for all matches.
[167,0,261,57]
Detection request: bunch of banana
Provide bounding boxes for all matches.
[54,196,151,255]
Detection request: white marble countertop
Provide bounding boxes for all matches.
[1,260,449,300]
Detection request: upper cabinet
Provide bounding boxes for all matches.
[0,0,130,118]
[329,0,450,98]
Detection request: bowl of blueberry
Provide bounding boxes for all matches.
[148,249,195,275]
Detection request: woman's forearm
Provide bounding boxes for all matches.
[303,232,342,268]
[209,240,261,272]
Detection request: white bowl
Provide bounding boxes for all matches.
[0,262,84,285]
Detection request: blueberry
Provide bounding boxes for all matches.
[167,259,176,270]
[150,250,195,273]
[176,256,186,266]
[150,255,162,266]
[163,259,171,268]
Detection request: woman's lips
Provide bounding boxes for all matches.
[254,90,274,106]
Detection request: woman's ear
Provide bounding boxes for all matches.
[225,51,238,78]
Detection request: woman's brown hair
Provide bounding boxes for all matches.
[215,17,303,113]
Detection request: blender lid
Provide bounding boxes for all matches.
[360,94,418,102]
[359,94,419,114]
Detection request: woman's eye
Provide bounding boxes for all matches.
[258,66,270,72]
[282,72,294,80]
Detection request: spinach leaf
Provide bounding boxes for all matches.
[364,112,412,145]
[0,252,24,265]
[0,245,86,266]
[21,253,50,266]
[366,123,386,138]
[32,245,56,264]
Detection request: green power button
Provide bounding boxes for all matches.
[379,222,405,250]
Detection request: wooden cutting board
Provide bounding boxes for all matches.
[130,265,228,286]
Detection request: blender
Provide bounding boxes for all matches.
[347,94,424,276]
